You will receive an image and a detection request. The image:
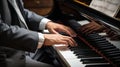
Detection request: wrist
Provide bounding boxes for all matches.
[46,21,54,29]
[39,18,51,30]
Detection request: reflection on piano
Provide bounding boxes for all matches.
[33,0,120,67]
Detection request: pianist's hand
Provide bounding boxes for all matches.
[46,21,77,37]
[80,21,105,34]
[43,34,77,46]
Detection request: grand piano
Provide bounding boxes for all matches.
[32,0,120,67]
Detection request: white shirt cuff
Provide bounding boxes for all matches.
[37,33,45,48]
[39,18,51,30]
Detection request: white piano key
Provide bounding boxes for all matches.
[53,44,86,67]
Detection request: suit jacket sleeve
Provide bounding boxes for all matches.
[18,0,45,31]
[0,15,39,52]
[16,0,45,31]
[24,9,45,31]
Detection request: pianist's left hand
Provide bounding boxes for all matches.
[46,21,77,37]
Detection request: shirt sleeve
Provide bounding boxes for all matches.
[37,33,45,48]
[39,18,51,30]
[38,18,51,48]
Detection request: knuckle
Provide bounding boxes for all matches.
[68,37,72,39]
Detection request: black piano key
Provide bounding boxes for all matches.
[90,41,109,45]
[72,37,91,48]
[111,56,120,60]
[77,55,92,58]
[107,53,120,57]
[73,49,92,54]
[81,57,107,64]
[89,38,106,41]
[70,44,90,49]
[82,60,107,64]
[85,63,113,67]
[107,50,120,54]
[82,61,108,65]
[88,34,104,38]
[106,53,120,59]
[97,46,116,50]
[89,37,106,41]
[94,40,111,44]
[73,49,95,53]
[74,50,95,53]
[87,36,102,39]
[89,38,106,42]
[80,57,102,59]
[89,35,109,41]
[102,50,120,63]
[92,43,112,48]
[102,49,120,57]
[77,53,100,58]
[113,59,120,63]
[70,32,120,66]
[70,46,90,50]
[75,51,98,56]
[93,41,111,45]
[97,44,115,47]
[112,59,120,63]
[102,48,120,52]
[89,41,112,47]
[82,33,120,66]
[111,59,120,63]
[73,49,98,56]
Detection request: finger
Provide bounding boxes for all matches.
[67,37,76,47]
[67,27,77,37]
[63,36,76,47]
[64,27,77,37]
[67,39,74,47]
[58,41,68,45]
[69,37,77,46]
[50,29,59,34]
[62,36,73,46]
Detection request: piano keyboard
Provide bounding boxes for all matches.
[53,46,112,67]
[53,33,120,67]
[84,33,120,66]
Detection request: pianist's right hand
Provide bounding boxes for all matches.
[43,34,77,47]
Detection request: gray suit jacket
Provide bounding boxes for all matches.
[0,0,44,67]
